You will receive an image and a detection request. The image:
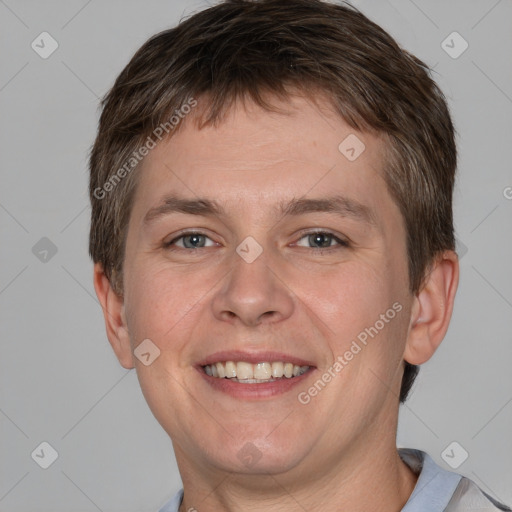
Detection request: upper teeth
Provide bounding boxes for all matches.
[203,361,310,380]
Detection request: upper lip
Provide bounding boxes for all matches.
[197,350,316,368]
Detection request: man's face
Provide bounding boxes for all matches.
[120,95,413,476]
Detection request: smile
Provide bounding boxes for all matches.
[202,361,310,382]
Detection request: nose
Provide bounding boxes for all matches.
[210,246,295,327]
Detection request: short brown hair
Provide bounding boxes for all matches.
[88,0,457,402]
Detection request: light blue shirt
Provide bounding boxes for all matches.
[158,448,510,511]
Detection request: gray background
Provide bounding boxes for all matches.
[1,0,511,510]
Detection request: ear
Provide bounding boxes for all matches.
[93,263,134,369]
[404,250,459,365]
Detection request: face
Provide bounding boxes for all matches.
[118,94,414,478]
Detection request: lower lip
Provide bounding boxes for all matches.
[196,366,315,399]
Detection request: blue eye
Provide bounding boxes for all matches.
[166,232,215,249]
[164,230,348,251]
[295,231,348,250]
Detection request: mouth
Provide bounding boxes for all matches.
[196,351,316,399]
[202,361,310,383]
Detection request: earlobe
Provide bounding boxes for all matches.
[93,263,135,369]
[403,250,459,365]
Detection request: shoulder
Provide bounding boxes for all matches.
[446,477,512,511]
[158,488,184,512]
[399,448,511,512]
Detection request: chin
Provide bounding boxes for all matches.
[213,433,310,475]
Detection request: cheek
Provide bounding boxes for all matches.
[302,261,392,342]
[305,260,409,391]
[122,264,206,430]
[123,261,203,347]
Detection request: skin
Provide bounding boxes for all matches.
[94,93,459,512]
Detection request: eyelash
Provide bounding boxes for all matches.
[164,230,349,252]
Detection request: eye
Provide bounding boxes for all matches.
[164,230,349,252]
[295,230,349,250]
[165,231,216,249]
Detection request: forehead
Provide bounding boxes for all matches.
[167,95,382,169]
[131,94,392,224]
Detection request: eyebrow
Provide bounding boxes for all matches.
[143,194,377,227]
